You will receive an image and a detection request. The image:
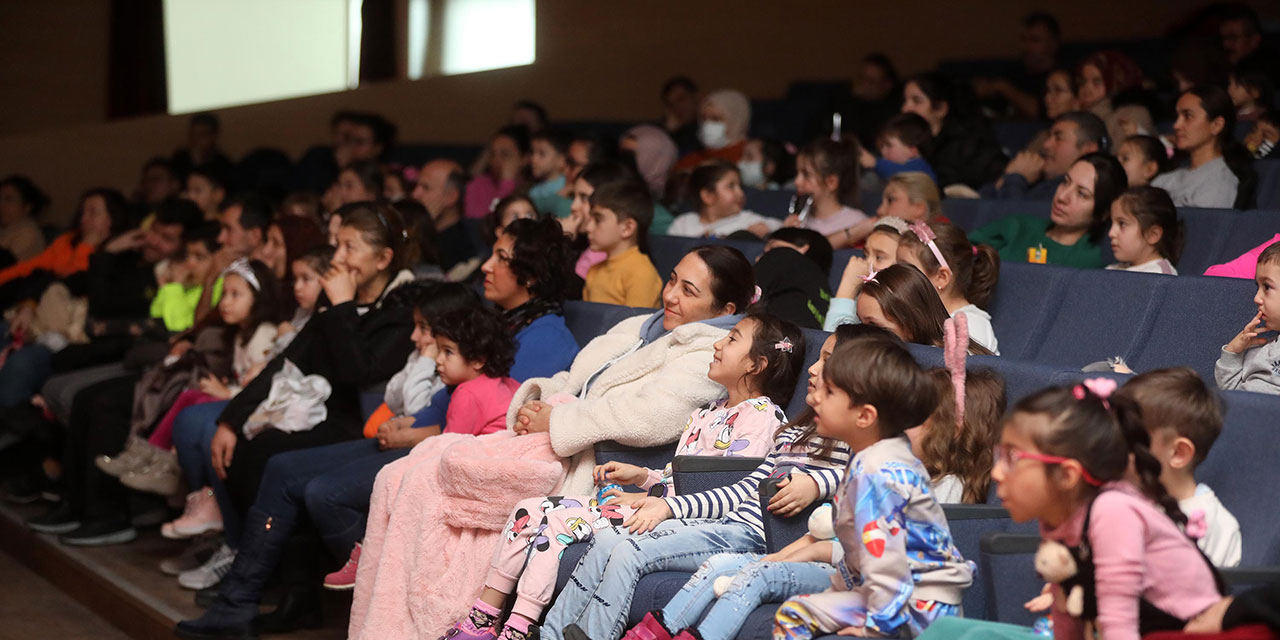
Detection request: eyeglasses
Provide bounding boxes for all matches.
[993,444,1104,486]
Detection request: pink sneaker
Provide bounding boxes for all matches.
[162,487,223,539]
[438,607,500,640]
[622,612,674,640]
[323,542,361,590]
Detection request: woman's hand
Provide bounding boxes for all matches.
[210,424,238,480]
[767,472,820,517]
[783,214,802,228]
[1004,150,1045,183]
[168,339,193,360]
[198,374,232,400]
[623,497,673,534]
[1184,595,1233,633]
[102,229,145,254]
[514,401,552,435]
[322,261,358,306]
[1225,311,1269,354]
[593,461,650,487]
[377,416,423,449]
[559,209,585,237]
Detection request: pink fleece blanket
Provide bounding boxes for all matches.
[350,431,567,639]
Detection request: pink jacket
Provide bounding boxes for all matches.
[1204,234,1280,279]
[444,375,520,436]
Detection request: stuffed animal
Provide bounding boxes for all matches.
[712,503,836,597]
[1035,540,1085,617]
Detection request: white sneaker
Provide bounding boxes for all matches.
[177,543,236,590]
[159,535,222,576]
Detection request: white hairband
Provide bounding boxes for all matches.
[222,257,261,291]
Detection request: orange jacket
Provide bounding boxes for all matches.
[0,233,95,287]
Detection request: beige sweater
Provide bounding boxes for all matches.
[506,314,729,494]
[0,218,46,262]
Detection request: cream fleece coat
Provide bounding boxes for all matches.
[505,313,731,495]
[349,314,729,639]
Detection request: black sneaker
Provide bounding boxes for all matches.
[27,504,80,534]
[4,472,52,505]
[60,518,137,546]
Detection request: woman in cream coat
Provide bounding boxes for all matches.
[349,245,758,639]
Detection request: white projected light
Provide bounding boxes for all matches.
[440,0,536,76]
[164,0,362,114]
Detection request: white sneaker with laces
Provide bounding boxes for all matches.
[177,543,236,590]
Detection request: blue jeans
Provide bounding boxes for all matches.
[0,344,51,408]
[542,519,765,640]
[299,440,408,558]
[171,400,237,543]
[661,553,834,640]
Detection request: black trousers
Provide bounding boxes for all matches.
[63,373,138,521]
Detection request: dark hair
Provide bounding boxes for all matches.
[1023,10,1061,38]
[152,197,203,234]
[190,112,220,133]
[392,198,437,267]
[188,163,230,194]
[444,166,468,206]
[1067,152,1129,243]
[688,245,755,314]
[1116,367,1223,467]
[1011,383,1187,528]
[293,244,335,276]
[765,227,833,273]
[859,264,950,348]
[0,175,50,218]
[776,323,903,454]
[1185,85,1235,156]
[687,160,740,211]
[142,156,177,178]
[798,137,860,208]
[823,338,937,438]
[897,222,1001,308]
[862,53,901,90]
[530,127,570,156]
[512,100,549,128]
[272,214,328,275]
[73,187,130,242]
[225,258,285,345]
[486,194,541,243]
[409,281,482,326]
[184,220,221,253]
[920,368,1006,504]
[1115,186,1185,265]
[1230,66,1275,113]
[502,217,577,305]
[1121,135,1169,174]
[905,71,985,128]
[330,109,357,130]
[1258,240,1280,269]
[495,125,532,156]
[341,160,385,200]
[880,113,933,156]
[430,305,516,378]
[737,313,806,407]
[282,191,322,223]
[757,137,796,185]
[589,180,654,235]
[579,161,640,191]
[662,75,698,97]
[349,112,397,150]
[1046,67,1078,95]
[224,193,274,235]
[1057,111,1110,152]
[335,200,410,274]
[1220,4,1262,35]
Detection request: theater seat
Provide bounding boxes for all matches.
[788,329,831,418]
[744,187,797,220]
[1214,209,1280,273]
[1256,160,1280,210]
[647,235,766,280]
[1028,268,1168,369]
[1177,207,1242,276]
[561,300,654,348]
[1199,390,1280,567]
[1127,275,1257,380]
[985,262,1072,361]
[978,532,1046,626]
[828,249,861,293]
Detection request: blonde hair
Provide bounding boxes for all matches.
[885,172,942,219]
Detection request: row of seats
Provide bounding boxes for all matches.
[559,301,1280,638]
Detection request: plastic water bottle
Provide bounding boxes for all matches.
[596,483,622,505]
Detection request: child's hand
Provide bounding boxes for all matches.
[783,214,802,228]
[168,340,193,360]
[602,490,646,507]
[746,222,772,238]
[514,401,552,435]
[377,416,417,449]
[623,497,673,534]
[1225,311,1269,354]
[242,362,266,385]
[836,255,872,299]
[768,472,820,517]
[198,374,232,399]
[858,147,876,169]
[210,423,238,480]
[276,321,295,337]
[1024,584,1054,612]
[1184,595,1233,633]
[593,461,649,487]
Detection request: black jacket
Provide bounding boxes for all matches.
[929,119,1008,190]
[755,247,831,330]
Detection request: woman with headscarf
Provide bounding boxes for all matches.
[1076,50,1144,122]
[619,124,679,234]
[673,89,752,172]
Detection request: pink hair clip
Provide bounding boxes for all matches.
[750,285,762,304]
[774,337,794,353]
[909,221,949,270]
[860,269,880,285]
[1074,378,1118,409]
[944,314,968,436]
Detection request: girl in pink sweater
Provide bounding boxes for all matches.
[428,305,522,437]
[992,378,1224,640]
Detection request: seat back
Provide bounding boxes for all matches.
[966,355,1072,406]
[985,262,1072,360]
[743,187,796,220]
[788,329,831,418]
[561,300,653,348]
[1127,275,1258,380]
[942,505,1013,621]
[646,235,765,279]
[1199,390,1280,566]
[1029,268,1167,368]
[1256,160,1280,210]
[1177,207,1240,276]
[979,533,1044,625]
[1215,209,1280,272]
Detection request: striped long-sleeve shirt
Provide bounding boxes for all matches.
[664,424,851,537]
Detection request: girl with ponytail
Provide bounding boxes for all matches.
[896,221,1002,353]
[990,377,1226,638]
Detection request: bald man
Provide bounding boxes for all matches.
[413,159,478,271]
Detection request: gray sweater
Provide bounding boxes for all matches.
[1152,156,1239,209]
[1215,340,1280,394]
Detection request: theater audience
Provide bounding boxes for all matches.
[412,159,479,272]
[465,126,529,219]
[974,11,1063,119]
[903,72,1007,190]
[673,89,752,171]
[661,76,701,156]
[618,124,678,234]
[1075,50,1144,121]
[0,175,50,267]
[1153,85,1244,208]
[982,111,1108,200]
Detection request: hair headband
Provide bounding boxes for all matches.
[908,221,949,271]
[375,209,410,242]
[943,314,967,436]
[222,257,261,292]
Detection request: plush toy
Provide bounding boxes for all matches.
[1034,540,1085,617]
[712,503,836,597]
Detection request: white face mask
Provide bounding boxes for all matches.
[737,160,765,188]
[699,121,730,149]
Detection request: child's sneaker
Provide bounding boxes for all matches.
[119,449,181,496]
[496,625,536,640]
[323,542,361,590]
[95,438,155,477]
[162,488,222,539]
[622,612,674,640]
[159,534,222,576]
[178,543,235,590]
[439,607,501,640]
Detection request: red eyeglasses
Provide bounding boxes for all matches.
[993,444,1104,487]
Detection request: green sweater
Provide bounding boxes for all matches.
[969,215,1105,269]
[150,278,223,332]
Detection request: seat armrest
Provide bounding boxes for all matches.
[943,504,1013,520]
[979,532,1042,555]
[671,455,763,497]
[594,441,674,470]
[758,476,820,553]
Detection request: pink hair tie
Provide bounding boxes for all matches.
[908,221,949,271]
[750,285,762,304]
[774,337,794,353]
[860,269,880,285]
[944,314,968,436]
[1074,378,1118,409]
[971,245,979,256]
